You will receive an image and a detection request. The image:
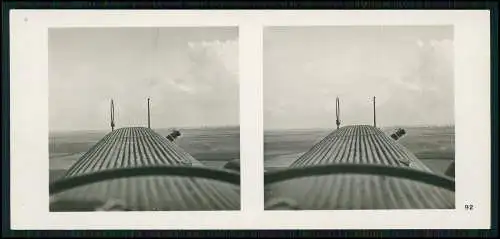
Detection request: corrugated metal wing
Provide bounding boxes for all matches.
[266,125,454,210]
[51,127,239,211]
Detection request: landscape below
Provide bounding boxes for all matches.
[264,125,455,176]
[49,125,454,182]
[49,126,240,182]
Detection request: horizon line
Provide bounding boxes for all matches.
[49,124,241,133]
[264,124,455,131]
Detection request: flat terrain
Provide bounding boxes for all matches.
[264,125,455,176]
[49,126,240,182]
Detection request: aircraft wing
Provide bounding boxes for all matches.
[50,127,239,211]
[265,125,455,210]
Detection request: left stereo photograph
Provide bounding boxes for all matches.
[48,27,240,211]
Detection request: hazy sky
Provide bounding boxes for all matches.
[264,26,454,130]
[49,27,238,132]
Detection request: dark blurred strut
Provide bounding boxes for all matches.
[110,99,115,131]
[373,96,377,128]
[336,97,341,129]
[147,98,151,129]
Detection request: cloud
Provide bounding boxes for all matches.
[178,39,239,94]
[167,78,197,95]
[187,39,239,76]
[264,26,454,129]
[142,39,239,128]
[376,38,454,126]
[416,39,424,48]
[49,28,239,131]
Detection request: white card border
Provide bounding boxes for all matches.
[9,10,491,229]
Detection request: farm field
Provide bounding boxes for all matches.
[49,126,240,182]
[264,125,455,176]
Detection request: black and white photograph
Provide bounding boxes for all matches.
[9,9,491,230]
[263,26,456,210]
[48,27,240,211]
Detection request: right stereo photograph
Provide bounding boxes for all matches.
[263,26,456,210]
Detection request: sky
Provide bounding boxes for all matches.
[264,26,454,130]
[49,27,239,132]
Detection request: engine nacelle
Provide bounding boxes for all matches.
[390,128,406,140]
[166,129,181,142]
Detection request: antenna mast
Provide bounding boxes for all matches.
[146,28,158,130]
[336,97,341,129]
[373,96,377,128]
[147,98,151,129]
[110,99,115,131]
